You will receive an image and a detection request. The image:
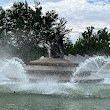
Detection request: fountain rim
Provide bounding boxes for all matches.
[29,58,78,67]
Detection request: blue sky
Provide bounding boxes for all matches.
[0,0,110,43]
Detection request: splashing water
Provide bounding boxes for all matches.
[71,56,110,84]
[1,56,110,98]
[0,57,28,82]
[73,56,107,75]
[0,57,29,92]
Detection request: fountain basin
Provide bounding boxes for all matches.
[73,74,104,83]
[25,58,104,83]
[25,58,78,82]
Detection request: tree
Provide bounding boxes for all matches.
[71,27,110,56]
[0,6,6,46]
[64,38,73,55]
[0,1,70,63]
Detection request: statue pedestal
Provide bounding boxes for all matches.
[73,74,104,83]
[25,58,78,82]
[25,58,104,83]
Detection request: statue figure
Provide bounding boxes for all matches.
[50,35,64,59]
[46,31,64,59]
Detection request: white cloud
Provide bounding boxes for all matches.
[41,0,110,43]
[2,0,110,43]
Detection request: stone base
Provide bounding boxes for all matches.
[25,58,77,82]
[72,74,104,83]
[25,58,104,83]
[29,58,78,67]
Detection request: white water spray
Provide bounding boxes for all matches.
[0,56,110,98]
[73,56,107,75]
[0,57,28,84]
[71,56,110,84]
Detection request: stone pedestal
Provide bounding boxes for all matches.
[25,58,78,82]
[25,58,104,83]
[72,70,104,83]
[73,74,104,83]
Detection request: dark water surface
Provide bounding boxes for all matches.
[0,93,110,110]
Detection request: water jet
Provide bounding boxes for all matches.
[0,56,110,98]
[71,56,107,83]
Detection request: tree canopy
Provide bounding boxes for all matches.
[70,27,110,56]
[0,1,71,63]
[1,1,110,61]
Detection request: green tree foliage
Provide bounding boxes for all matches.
[64,38,73,55]
[0,1,70,63]
[71,27,110,56]
[0,6,6,46]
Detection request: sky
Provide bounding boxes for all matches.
[0,0,110,43]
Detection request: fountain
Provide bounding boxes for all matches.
[0,55,110,93]
[24,41,80,82]
[25,57,78,82]
[1,56,110,110]
[0,55,108,85]
[25,55,106,83]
